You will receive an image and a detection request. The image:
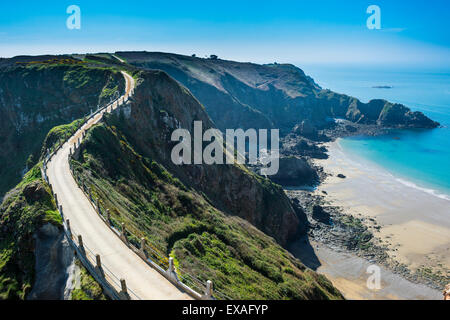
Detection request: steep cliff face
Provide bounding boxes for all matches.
[112,70,301,246]
[0,166,62,299]
[0,58,125,197]
[116,51,439,134]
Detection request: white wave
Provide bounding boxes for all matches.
[395,178,450,202]
[336,139,450,202]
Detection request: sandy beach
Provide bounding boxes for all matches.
[313,139,450,282]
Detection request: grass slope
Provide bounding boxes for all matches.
[70,117,343,300]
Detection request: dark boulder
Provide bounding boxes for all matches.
[293,121,318,139]
[312,205,331,224]
[270,157,319,186]
[23,182,47,203]
[282,138,328,159]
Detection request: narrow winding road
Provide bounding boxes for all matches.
[47,71,192,300]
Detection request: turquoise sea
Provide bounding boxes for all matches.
[302,65,450,199]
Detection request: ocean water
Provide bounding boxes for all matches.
[302,65,450,199]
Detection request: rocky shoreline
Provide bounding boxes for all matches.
[279,119,448,293]
[252,116,447,295]
[286,188,446,291]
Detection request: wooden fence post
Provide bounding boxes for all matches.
[205,280,213,299]
[66,219,71,237]
[121,223,128,243]
[96,254,102,269]
[140,238,147,258]
[120,279,129,299]
[78,235,84,252]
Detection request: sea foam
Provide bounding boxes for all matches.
[394,178,450,202]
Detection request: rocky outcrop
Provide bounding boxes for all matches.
[270,157,319,186]
[346,99,439,128]
[377,101,439,128]
[281,137,328,159]
[312,205,331,225]
[293,121,318,139]
[27,224,74,300]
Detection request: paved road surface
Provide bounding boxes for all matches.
[47,71,192,300]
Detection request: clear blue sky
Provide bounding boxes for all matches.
[1,0,449,68]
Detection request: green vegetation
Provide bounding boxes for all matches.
[70,119,343,300]
[338,214,374,250]
[0,62,125,197]
[416,266,450,287]
[339,214,364,230]
[71,261,107,300]
[60,65,125,99]
[82,54,125,68]
[381,103,393,114]
[0,165,60,299]
[100,85,120,101]
[63,69,94,89]
[112,53,128,63]
[16,58,86,68]
[75,54,139,82]
[40,118,86,157]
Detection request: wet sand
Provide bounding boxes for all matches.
[289,238,442,300]
[313,140,450,273]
